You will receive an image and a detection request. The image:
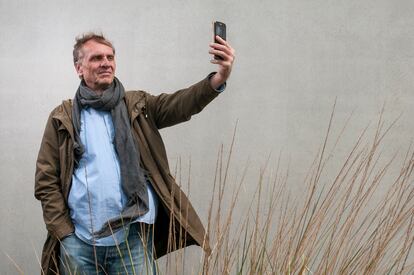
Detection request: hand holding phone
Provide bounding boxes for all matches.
[209,21,235,90]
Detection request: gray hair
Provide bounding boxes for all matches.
[73,32,115,64]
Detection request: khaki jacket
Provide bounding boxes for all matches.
[35,77,218,274]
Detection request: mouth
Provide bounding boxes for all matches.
[98,71,113,77]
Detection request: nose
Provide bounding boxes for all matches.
[101,56,113,67]
[100,57,112,67]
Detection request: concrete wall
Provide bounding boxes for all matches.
[1,0,413,273]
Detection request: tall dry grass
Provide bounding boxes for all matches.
[164,107,414,275]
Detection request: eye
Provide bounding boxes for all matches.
[107,55,114,61]
[91,55,103,61]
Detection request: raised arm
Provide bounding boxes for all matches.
[146,74,220,129]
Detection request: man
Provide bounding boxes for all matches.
[34,31,234,274]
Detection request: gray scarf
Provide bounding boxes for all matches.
[72,77,149,238]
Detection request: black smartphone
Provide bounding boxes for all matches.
[213,21,226,60]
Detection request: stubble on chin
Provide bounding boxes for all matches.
[95,77,114,92]
[98,82,112,90]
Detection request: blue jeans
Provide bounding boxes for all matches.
[59,223,157,275]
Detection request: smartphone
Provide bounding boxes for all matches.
[213,21,226,60]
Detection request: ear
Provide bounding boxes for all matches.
[74,62,83,79]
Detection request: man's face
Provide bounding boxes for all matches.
[75,40,116,92]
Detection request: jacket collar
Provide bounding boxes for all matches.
[125,90,146,124]
[51,91,147,136]
[52,99,75,139]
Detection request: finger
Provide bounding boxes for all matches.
[209,42,231,52]
[210,47,235,62]
[215,35,229,47]
[209,44,233,58]
[210,38,232,50]
[210,43,235,60]
[212,36,232,52]
[209,49,231,61]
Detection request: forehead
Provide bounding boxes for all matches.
[81,40,114,56]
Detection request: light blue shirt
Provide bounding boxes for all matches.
[68,107,158,246]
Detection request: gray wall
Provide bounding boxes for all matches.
[1,0,413,273]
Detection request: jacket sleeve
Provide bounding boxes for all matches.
[34,112,74,240]
[146,74,221,129]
